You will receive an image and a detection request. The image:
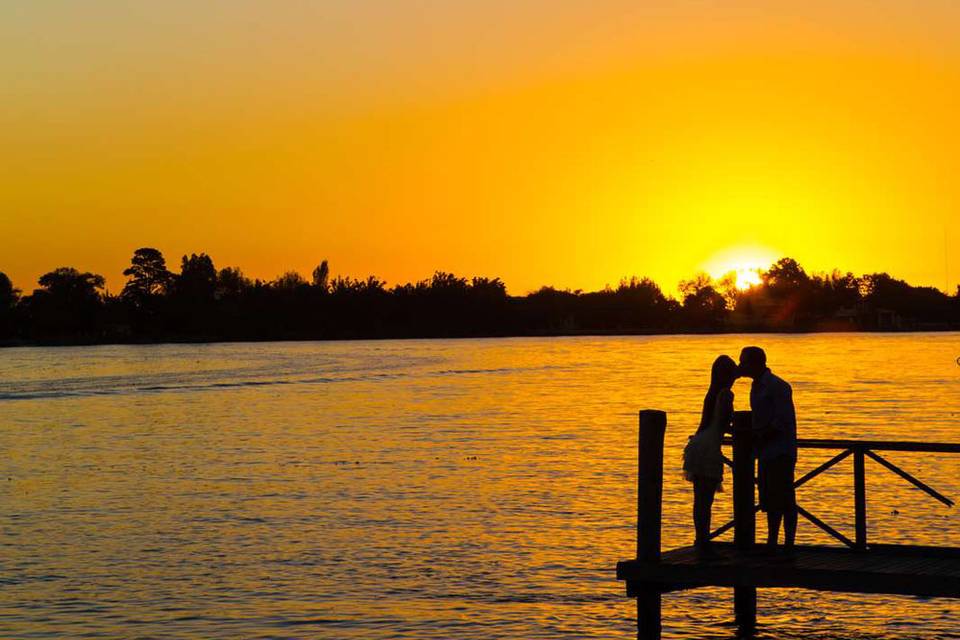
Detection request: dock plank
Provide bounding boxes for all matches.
[618,543,960,598]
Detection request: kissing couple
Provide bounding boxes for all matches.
[682,346,798,558]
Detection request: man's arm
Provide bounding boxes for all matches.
[773,383,796,440]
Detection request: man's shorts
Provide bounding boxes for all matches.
[758,455,796,513]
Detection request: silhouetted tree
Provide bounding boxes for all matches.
[274,271,308,291]
[520,286,579,333]
[678,273,728,328]
[823,270,860,307]
[860,272,951,327]
[312,260,330,292]
[165,253,219,335]
[0,272,18,311]
[122,248,173,303]
[216,267,251,300]
[2,253,959,344]
[120,248,173,336]
[36,268,105,301]
[714,271,740,309]
[615,276,674,329]
[678,273,711,299]
[758,257,813,327]
[176,253,217,301]
[0,272,19,339]
[27,267,106,339]
[764,258,810,292]
[807,270,861,325]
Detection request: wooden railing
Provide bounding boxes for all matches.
[627,409,960,639]
[712,411,958,550]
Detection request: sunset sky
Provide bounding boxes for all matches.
[2,2,958,295]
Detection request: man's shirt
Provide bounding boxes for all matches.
[750,368,798,463]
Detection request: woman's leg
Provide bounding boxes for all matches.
[693,479,704,544]
[694,477,719,551]
[702,479,716,539]
[693,478,715,546]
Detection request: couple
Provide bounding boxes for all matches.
[683,346,798,557]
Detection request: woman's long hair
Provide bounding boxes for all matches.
[697,355,738,433]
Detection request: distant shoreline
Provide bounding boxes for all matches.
[3,255,958,346]
[4,325,959,349]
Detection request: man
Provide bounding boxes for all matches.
[739,346,797,553]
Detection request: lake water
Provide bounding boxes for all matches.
[1,334,959,639]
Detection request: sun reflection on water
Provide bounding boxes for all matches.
[0,334,957,638]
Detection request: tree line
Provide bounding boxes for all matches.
[0,248,958,345]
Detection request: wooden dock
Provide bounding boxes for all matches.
[618,543,960,598]
[616,409,960,639]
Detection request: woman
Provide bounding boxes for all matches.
[683,355,738,556]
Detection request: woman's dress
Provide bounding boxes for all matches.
[683,389,733,484]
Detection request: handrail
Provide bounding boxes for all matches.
[712,426,958,550]
[722,437,960,453]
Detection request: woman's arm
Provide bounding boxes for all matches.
[717,389,735,433]
[695,392,712,434]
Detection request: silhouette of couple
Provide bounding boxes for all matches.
[683,346,798,558]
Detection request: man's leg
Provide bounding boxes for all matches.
[766,510,782,548]
[783,507,797,547]
[758,459,781,549]
[783,459,797,547]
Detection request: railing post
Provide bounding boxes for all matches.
[636,410,666,640]
[732,410,756,634]
[732,411,756,549]
[854,447,867,550]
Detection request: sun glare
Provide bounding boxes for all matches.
[734,268,763,291]
[702,245,778,292]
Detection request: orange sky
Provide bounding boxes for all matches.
[1,2,958,295]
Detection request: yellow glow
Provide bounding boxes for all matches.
[734,269,763,291]
[0,3,958,294]
[703,245,779,291]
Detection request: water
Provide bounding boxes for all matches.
[1,334,959,639]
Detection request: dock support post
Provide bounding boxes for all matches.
[732,410,757,635]
[635,410,666,640]
[854,447,867,550]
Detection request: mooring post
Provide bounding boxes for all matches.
[854,446,867,550]
[636,409,666,640]
[732,410,757,634]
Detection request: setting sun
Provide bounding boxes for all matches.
[703,246,778,292]
[733,268,763,291]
